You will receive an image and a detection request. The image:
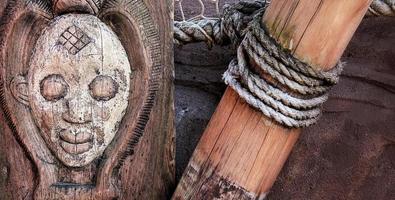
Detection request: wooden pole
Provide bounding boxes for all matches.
[172,0,372,199]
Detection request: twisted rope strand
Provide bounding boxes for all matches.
[175,0,395,47]
[223,63,320,128]
[234,47,322,119]
[174,0,269,47]
[242,35,336,96]
[174,1,351,127]
[367,0,395,16]
[246,34,324,87]
[248,17,343,85]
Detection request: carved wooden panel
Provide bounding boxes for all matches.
[0,0,174,199]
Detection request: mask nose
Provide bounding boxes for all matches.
[62,96,92,124]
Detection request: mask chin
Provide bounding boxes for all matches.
[57,148,97,168]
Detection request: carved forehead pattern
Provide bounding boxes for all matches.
[58,25,91,55]
[29,14,131,75]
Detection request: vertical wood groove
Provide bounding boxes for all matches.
[221,110,261,180]
[293,0,324,55]
[277,0,300,40]
[193,98,250,196]
[272,0,289,37]
[243,118,272,186]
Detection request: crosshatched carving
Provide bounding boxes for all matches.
[58,25,92,55]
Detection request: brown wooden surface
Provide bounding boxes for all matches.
[263,0,372,70]
[172,0,372,199]
[0,0,174,199]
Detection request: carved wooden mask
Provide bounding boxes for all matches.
[11,14,131,167]
[0,0,167,199]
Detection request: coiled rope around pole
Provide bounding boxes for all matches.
[222,10,343,127]
[175,0,395,127]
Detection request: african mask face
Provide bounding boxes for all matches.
[11,14,131,167]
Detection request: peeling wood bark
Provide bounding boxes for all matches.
[0,0,175,199]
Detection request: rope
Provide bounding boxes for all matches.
[367,0,395,17]
[174,0,268,47]
[224,19,343,127]
[174,0,395,47]
[174,1,345,128]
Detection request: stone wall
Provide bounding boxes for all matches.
[174,1,395,199]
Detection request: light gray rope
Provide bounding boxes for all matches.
[228,47,322,119]
[367,0,395,17]
[247,22,343,85]
[221,10,343,127]
[174,0,395,47]
[174,19,223,48]
[175,1,347,128]
[242,35,338,96]
[223,62,320,127]
[174,0,269,47]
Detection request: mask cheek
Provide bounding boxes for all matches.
[95,105,111,122]
[34,104,61,144]
[93,126,105,145]
[92,105,113,145]
[40,112,54,134]
[32,97,64,133]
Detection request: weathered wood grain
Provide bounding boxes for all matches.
[0,0,174,199]
[172,0,372,199]
[263,0,372,70]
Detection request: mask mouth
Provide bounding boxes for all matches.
[58,128,94,155]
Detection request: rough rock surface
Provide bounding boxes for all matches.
[174,1,395,199]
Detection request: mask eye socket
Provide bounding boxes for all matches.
[40,74,68,102]
[89,75,119,101]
